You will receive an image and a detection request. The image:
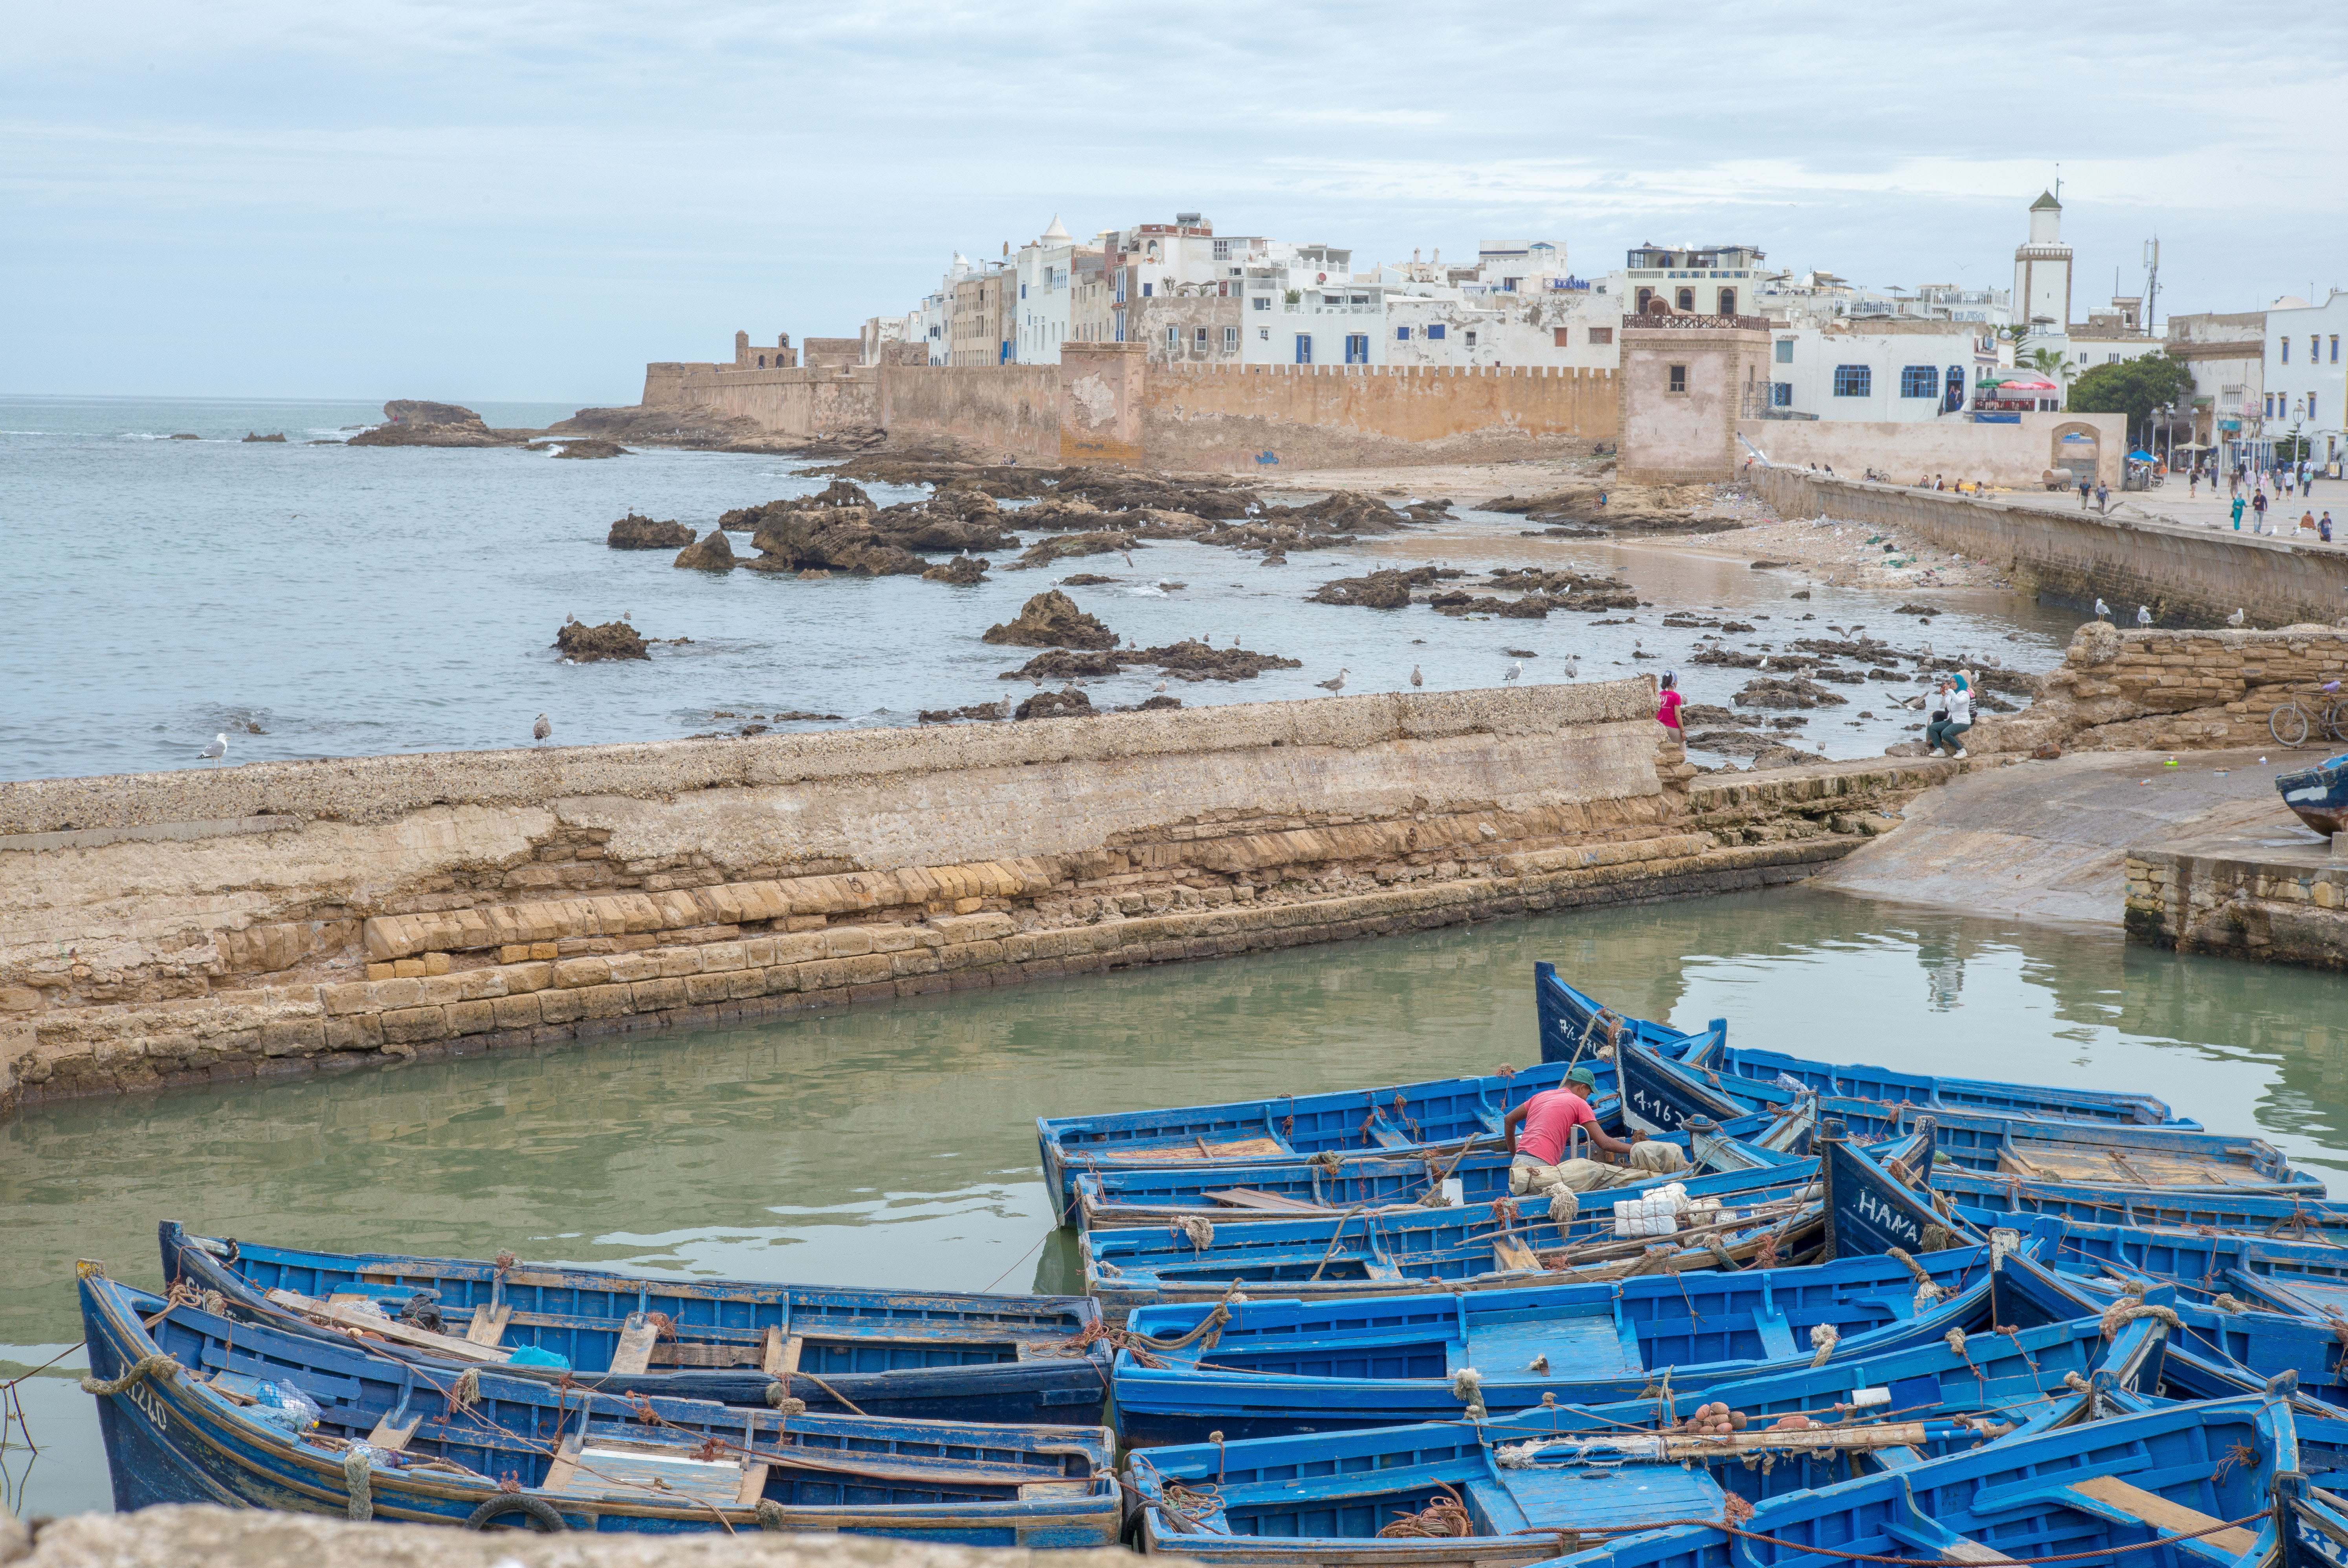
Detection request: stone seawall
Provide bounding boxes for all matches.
[1976,623,2348,755]
[0,683,1962,1115]
[2126,839,2348,969]
[1750,467,2348,628]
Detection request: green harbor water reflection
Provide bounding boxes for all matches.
[4,883,2344,1516]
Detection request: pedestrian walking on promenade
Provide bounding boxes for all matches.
[2078,477,2092,508]
[2232,494,2247,530]
[2096,482,2110,514]
[2322,511,2335,544]
[2253,490,2269,532]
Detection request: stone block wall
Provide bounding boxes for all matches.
[2126,846,2348,969]
[0,687,1963,1115]
[1749,467,2348,628]
[1990,622,2348,753]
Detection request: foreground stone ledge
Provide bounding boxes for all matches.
[0,1504,1159,1568]
[2125,841,2348,971]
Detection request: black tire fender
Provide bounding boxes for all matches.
[463,1496,568,1532]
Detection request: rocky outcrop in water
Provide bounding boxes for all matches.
[996,640,1300,683]
[542,439,624,459]
[672,530,737,571]
[1055,468,1257,518]
[922,555,990,584]
[1733,677,1848,709]
[608,513,695,550]
[1309,566,1444,609]
[983,590,1117,650]
[347,401,537,448]
[919,700,1011,724]
[1483,567,1641,610]
[1257,490,1411,534]
[242,432,286,443]
[744,508,927,576]
[554,620,649,661]
[1015,687,1095,720]
[1009,531,1140,569]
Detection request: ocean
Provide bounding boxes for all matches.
[0,394,2077,784]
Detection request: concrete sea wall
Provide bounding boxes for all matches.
[0,683,1956,1115]
[1739,412,2124,488]
[1750,467,2348,628]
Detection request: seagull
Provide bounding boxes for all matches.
[1317,667,1350,694]
[2094,599,2111,620]
[566,612,578,625]
[533,713,551,742]
[1505,661,1522,681]
[1410,664,1423,688]
[2227,608,2246,627]
[1232,635,1242,647]
[1921,642,1933,658]
[1154,680,1168,693]
[2136,604,2152,627]
[1562,657,1580,680]
[198,733,227,760]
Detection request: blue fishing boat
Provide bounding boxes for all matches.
[1069,1106,1803,1232]
[1037,1052,1654,1224]
[1536,964,2182,1125]
[1933,1167,2348,1243]
[1621,1046,2309,1190]
[1553,1394,2291,1568]
[161,1222,1111,1423]
[1079,1139,1886,1319]
[1107,1235,2049,1445]
[2277,751,2348,836]
[79,1267,1121,1541]
[1125,1279,2177,1561]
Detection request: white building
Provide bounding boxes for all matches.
[1011,215,1088,365]
[1760,319,1989,423]
[2264,290,2348,470]
[913,254,974,365]
[2012,191,2073,336]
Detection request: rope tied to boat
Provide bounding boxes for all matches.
[2212,1293,2248,1313]
[1159,1480,1227,1533]
[343,1446,373,1522]
[2063,1372,2090,1392]
[1808,1323,1839,1367]
[2099,1300,2181,1340]
[763,1387,807,1415]
[451,1368,481,1411]
[1312,1150,1344,1173]
[1885,1247,1931,1287]
[1452,1368,1486,1421]
[1051,1301,1236,1369]
[1170,1216,1214,1253]
[1919,1224,1954,1253]
[1378,1483,1473,1538]
[754,1500,788,1533]
[79,1353,180,1396]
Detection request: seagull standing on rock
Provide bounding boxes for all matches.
[1505,661,1522,682]
[533,713,551,742]
[1410,664,1423,689]
[2136,604,2153,626]
[2094,599,2111,620]
[1562,657,1580,680]
[1317,668,1350,694]
[199,733,227,761]
[2227,608,2246,627]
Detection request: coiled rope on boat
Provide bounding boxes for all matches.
[1051,1301,1236,1369]
[2099,1300,2182,1340]
[1379,1483,1472,1538]
[1170,1216,1214,1253]
[79,1354,180,1396]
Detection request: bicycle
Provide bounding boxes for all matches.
[2269,681,2348,747]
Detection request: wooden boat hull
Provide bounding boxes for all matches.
[1108,1238,2050,1446]
[79,1269,1120,1543]
[1080,1152,1855,1319]
[161,1222,1110,1423]
[1622,1045,2311,1191]
[2277,753,2348,837]
[1553,1394,2291,1568]
[1535,963,2181,1125]
[1037,1049,1667,1224]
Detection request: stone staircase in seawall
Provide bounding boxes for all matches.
[0,687,1968,1114]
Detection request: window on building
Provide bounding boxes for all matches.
[1771,381,1792,407]
[1833,364,1871,397]
[1397,326,1412,341]
[1553,327,1570,347]
[756,355,765,367]
[1142,282,1153,297]
[1253,295,1269,310]
[2311,337,2320,364]
[1020,284,1027,298]
[1345,333,1369,364]
[1900,365,1937,397]
[1465,330,1478,347]
[2311,394,2320,422]
[1427,324,1447,341]
[1223,326,1238,351]
[1588,326,1612,345]
[1718,288,1737,315]
[1351,294,1368,305]
[1166,325,1180,346]
[1295,334,1313,365]
[1675,288,1694,310]
[2331,335,2341,363]
[1774,339,1794,363]
[1195,327,1209,348]
[1634,287,1655,313]
[2281,338,2290,363]
[1667,364,1687,393]
[1258,327,1269,341]
[1945,365,1964,404]
[2107,353,2119,363]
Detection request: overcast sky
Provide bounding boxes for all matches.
[6,1,2343,405]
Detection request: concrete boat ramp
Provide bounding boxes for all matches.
[1816,748,2311,927]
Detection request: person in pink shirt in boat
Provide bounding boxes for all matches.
[1500,1066,1635,1195]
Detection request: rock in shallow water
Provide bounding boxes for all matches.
[671,529,736,571]
[1015,687,1095,720]
[607,513,693,549]
[983,590,1117,650]
[553,620,649,661]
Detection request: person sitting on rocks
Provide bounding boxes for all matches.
[1924,674,1974,759]
[1502,1067,1635,1195]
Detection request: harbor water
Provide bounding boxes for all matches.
[6,883,2346,1517]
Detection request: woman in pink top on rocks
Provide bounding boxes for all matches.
[1656,672,1684,740]
[1501,1066,1635,1194]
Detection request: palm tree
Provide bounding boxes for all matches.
[2020,347,2080,408]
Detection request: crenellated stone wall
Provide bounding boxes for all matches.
[0,685,1965,1116]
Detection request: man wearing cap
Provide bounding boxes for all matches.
[1501,1066,1636,1196]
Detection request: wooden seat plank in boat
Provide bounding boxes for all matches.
[2064,1475,2260,1557]
[1201,1188,1330,1214]
[1465,1307,1644,1377]
[465,1302,513,1347]
[1496,1460,1723,1533]
[1995,1145,2263,1188]
[609,1315,659,1375]
[264,1289,508,1365]
[1091,1138,1291,1165]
